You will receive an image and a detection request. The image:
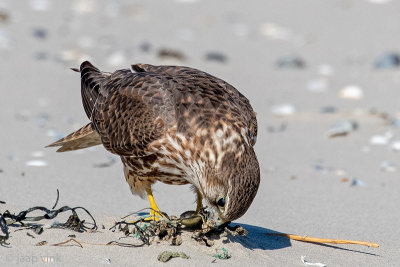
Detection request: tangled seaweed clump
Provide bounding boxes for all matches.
[109,208,248,247]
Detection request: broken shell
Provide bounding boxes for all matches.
[271,104,296,116]
[180,210,202,228]
[339,85,363,99]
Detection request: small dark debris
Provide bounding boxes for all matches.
[205,52,228,63]
[0,201,5,204]
[35,240,47,246]
[139,42,152,53]
[26,232,35,238]
[68,234,76,238]
[276,55,305,69]
[31,225,44,235]
[158,48,186,61]
[320,106,337,114]
[374,52,400,69]
[32,28,47,40]
[0,10,9,23]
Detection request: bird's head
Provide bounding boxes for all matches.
[200,146,260,225]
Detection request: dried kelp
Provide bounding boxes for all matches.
[0,191,96,245]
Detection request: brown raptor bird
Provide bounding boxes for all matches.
[47,61,260,225]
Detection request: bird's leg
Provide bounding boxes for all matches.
[196,190,203,213]
[147,188,162,218]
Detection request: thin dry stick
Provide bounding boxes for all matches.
[52,238,83,248]
[265,233,379,248]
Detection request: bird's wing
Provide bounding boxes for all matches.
[46,123,102,152]
[81,62,170,157]
[131,63,258,145]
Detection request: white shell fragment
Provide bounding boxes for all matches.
[326,120,358,138]
[390,141,400,151]
[369,132,393,145]
[271,104,296,116]
[301,256,326,267]
[260,23,292,40]
[26,160,48,167]
[339,85,364,99]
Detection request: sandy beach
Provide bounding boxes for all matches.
[1,0,400,266]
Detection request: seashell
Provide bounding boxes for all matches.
[271,104,296,116]
[26,160,48,167]
[339,85,363,99]
[180,210,202,228]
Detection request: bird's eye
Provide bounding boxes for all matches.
[216,197,225,208]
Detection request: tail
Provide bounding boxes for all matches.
[46,123,102,152]
[80,61,109,120]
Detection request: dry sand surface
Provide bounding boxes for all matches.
[1,0,400,266]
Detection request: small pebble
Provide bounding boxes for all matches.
[374,52,400,69]
[320,106,337,114]
[205,52,228,63]
[0,10,10,23]
[158,48,186,61]
[339,85,363,99]
[139,42,151,53]
[26,160,48,167]
[351,178,366,187]
[276,55,305,69]
[271,104,296,116]
[326,120,358,138]
[32,28,47,40]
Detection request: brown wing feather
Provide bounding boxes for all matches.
[46,123,102,152]
[79,62,256,157]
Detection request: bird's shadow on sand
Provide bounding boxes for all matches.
[224,223,380,256]
[223,223,291,250]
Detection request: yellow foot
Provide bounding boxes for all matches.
[130,188,167,223]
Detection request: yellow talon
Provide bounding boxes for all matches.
[130,188,165,223]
